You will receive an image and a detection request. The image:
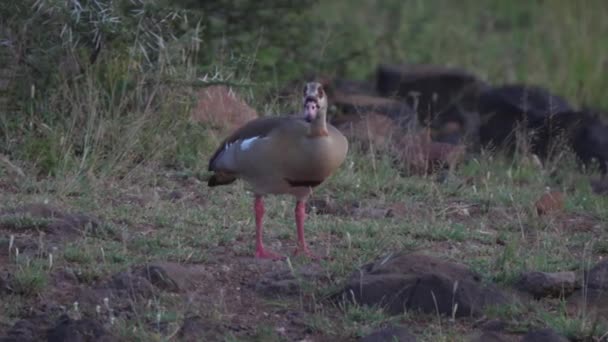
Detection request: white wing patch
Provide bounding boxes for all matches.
[240,137,260,151]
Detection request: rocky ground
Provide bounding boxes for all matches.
[1,153,607,342]
[1,77,608,342]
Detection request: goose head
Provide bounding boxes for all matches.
[302,82,327,123]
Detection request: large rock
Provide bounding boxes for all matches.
[376,64,485,139]
[478,84,573,151]
[567,259,608,321]
[531,109,608,173]
[584,258,608,290]
[333,252,511,317]
[190,85,258,131]
[46,315,113,342]
[515,271,576,299]
[376,64,485,113]
[0,315,51,342]
[568,111,608,175]
[360,325,416,342]
[520,328,568,342]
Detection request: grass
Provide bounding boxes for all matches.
[5,145,606,340]
[9,259,49,297]
[1,0,608,341]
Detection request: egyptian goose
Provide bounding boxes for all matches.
[207,82,348,259]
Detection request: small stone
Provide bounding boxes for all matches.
[515,271,576,298]
[535,191,564,216]
[140,262,193,293]
[254,265,325,298]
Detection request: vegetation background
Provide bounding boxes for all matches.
[1,0,608,341]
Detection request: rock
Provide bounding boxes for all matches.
[337,113,397,150]
[478,84,572,151]
[535,191,565,216]
[330,93,415,127]
[255,265,326,298]
[590,177,608,195]
[46,314,113,342]
[376,64,485,114]
[567,287,608,322]
[306,196,352,216]
[567,259,608,321]
[0,203,100,237]
[178,316,223,342]
[333,252,511,317]
[520,328,568,342]
[0,316,51,342]
[529,109,608,173]
[190,85,257,131]
[515,271,576,298]
[395,131,466,175]
[569,111,608,175]
[375,63,484,143]
[584,259,608,290]
[139,262,194,293]
[108,271,156,300]
[360,325,416,342]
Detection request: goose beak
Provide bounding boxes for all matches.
[304,97,319,122]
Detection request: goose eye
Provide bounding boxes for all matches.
[317,87,324,98]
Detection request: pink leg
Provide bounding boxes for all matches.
[293,200,318,259]
[254,195,283,260]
